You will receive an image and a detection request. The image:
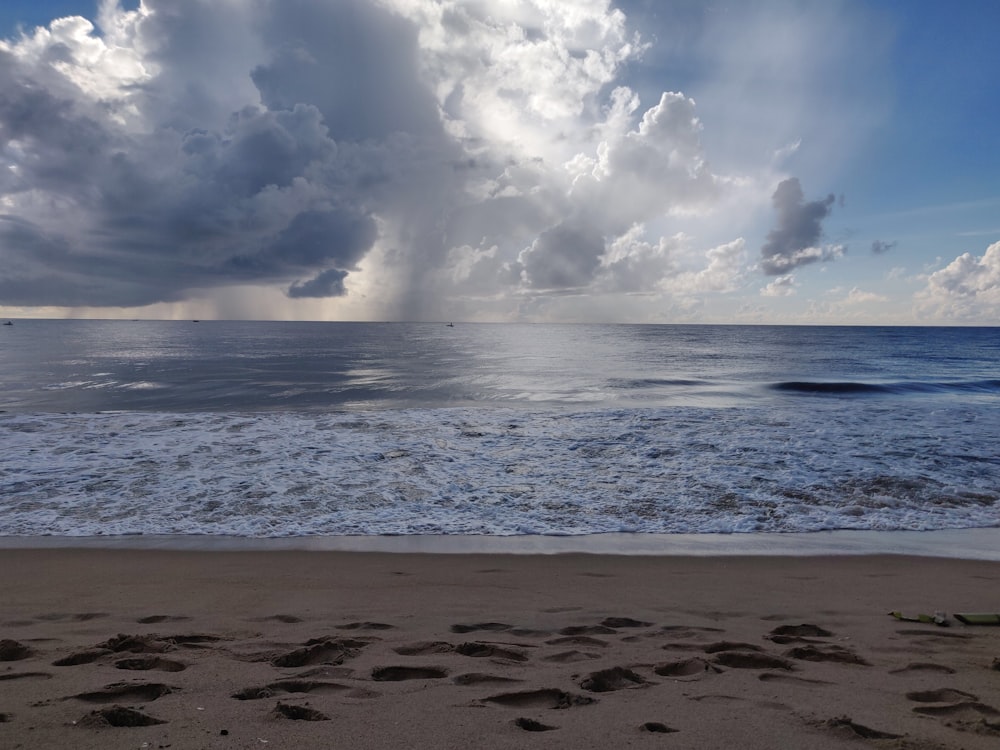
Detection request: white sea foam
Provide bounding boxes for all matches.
[2,404,998,538]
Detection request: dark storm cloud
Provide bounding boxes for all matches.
[0,53,115,196]
[248,209,378,277]
[0,0,453,308]
[184,105,336,197]
[288,268,350,298]
[759,177,839,275]
[250,0,441,142]
[871,239,897,254]
[0,215,186,307]
[517,223,606,289]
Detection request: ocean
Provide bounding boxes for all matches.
[1,320,998,545]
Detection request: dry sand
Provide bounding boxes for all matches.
[1,549,999,749]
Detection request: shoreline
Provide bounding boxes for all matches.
[2,526,1000,559]
[2,548,999,749]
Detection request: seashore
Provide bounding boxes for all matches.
[2,544,1000,749]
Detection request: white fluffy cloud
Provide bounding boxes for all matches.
[761,275,796,297]
[917,241,1000,320]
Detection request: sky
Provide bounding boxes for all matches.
[1,0,998,324]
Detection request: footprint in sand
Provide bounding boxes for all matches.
[78,706,166,728]
[97,634,173,654]
[703,641,765,654]
[514,717,558,731]
[0,671,53,682]
[641,722,678,734]
[509,628,552,638]
[911,702,1000,718]
[542,650,601,663]
[338,621,395,631]
[654,657,722,677]
[455,642,529,662]
[889,662,956,675]
[579,666,650,692]
[894,629,972,640]
[784,644,870,666]
[545,635,609,649]
[600,617,652,628]
[232,686,276,700]
[272,638,367,668]
[453,673,522,686]
[163,634,225,647]
[270,679,359,696]
[712,651,795,670]
[255,614,304,624]
[905,693,1000,736]
[371,666,449,681]
[53,649,111,666]
[661,642,712,652]
[658,625,725,639]
[757,672,832,685]
[823,716,901,740]
[393,641,455,656]
[233,680,366,700]
[271,702,330,721]
[94,633,224,654]
[293,665,355,680]
[558,625,617,636]
[688,694,746,705]
[70,682,177,703]
[906,687,976,701]
[450,622,512,634]
[37,613,109,622]
[770,624,833,637]
[483,688,596,709]
[0,640,34,661]
[766,623,834,644]
[115,656,187,672]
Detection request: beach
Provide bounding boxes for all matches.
[2,549,999,749]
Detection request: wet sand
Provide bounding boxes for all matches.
[2,549,999,749]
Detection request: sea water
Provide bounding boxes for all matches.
[1,320,998,539]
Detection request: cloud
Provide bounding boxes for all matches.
[917,241,1000,320]
[0,0,463,309]
[842,287,887,304]
[759,178,841,275]
[597,228,746,296]
[287,268,349,298]
[661,237,747,297]
[1,0,866,320]
[871,239,897,254]
[516,222,605,290]
[760,275,796,297]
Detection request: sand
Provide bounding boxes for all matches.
[1,549,999,749]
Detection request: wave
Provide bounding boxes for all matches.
[612,378,710,389]
[771,379,1000,396]
[3,404,999,538]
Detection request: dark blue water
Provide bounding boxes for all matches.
[1,320,997,412]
